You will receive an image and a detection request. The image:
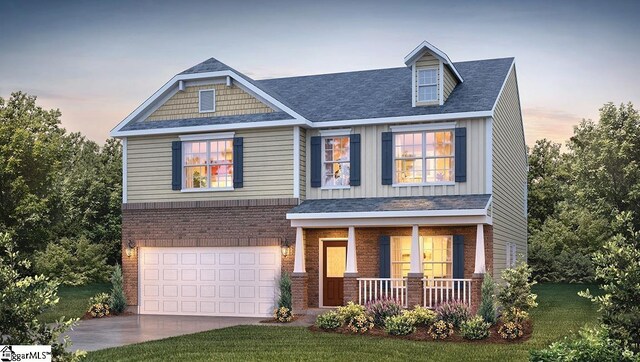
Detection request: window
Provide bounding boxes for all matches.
[506,242,517,268]
[417,68,438,102]
[322,136,350,187]
[199,89,215,112]
[183,139,233,189]
[390,236,452,279]
[394,131,454,184]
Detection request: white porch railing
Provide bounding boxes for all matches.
[422,278,472,309]
[358,278,407,307]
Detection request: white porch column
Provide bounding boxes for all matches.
[293,227,306,273]
[409,225,423,275]
[345,226,358,273]
[474,224,486,274]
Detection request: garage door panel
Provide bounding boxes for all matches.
[140,246,280,317]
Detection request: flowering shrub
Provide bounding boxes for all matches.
[384,314,416,336]
[428,320,454,340]
[347,313,374,334]
[460,316,491,340]
[435,300,471,329]
[88,292,110,307]
[402,305,437,327]
[88,303,110,318]
[273,306,294,322]
[315,310,343,330]
[365,298,403,327]
[337,302,367,324]
[501,307,529,324]
[498,321,524,340]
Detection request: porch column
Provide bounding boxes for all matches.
[407,225,424,308]
[345,226,357,273]
[343,226,359,305]
[293,227,305,273]
[474,224,486,274]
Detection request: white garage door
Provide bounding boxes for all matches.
[139,246,281,317]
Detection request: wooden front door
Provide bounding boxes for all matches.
[323,240,347,306]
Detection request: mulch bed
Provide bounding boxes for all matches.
[259,316,301,324]
[308,320,532,344]
[81,311,134,320]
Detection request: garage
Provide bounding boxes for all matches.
[138,246,281,317]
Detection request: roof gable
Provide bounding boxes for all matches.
[404,40,464,83]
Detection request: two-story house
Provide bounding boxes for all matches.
[111,41,527,317]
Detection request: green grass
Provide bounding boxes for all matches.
[87,283,598,362]
[40,283,111,323]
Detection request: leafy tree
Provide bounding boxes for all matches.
[34,237,111,286]
[497,262,538,313]
[0,232,85,361]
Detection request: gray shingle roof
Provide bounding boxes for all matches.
[288,194,491,214]
[121,112,292,131]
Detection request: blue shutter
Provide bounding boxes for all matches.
[453,235,464,279]
[379,235,391,278]
[381,132,393,185]
[310,136,321,187]
[455,128,467,182]
[349,134,361,186]
[233,137,243,188]
[171,141,182,190]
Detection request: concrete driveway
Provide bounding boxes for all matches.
[68,315,263,351]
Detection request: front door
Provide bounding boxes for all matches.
[323,240,347,306]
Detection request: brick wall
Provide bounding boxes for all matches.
[121,198,296,306]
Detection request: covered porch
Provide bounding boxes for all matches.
[286,195,493,313]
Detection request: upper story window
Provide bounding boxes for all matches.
[394,130,454,184]
[183,139,233,189]
[322,136,350,187]
[417,68,438,102]
[199,89,216,112]
[391,236,453,279]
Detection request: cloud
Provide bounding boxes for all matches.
[522,107,585,145]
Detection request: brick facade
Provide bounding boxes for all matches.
[121,198,296,307]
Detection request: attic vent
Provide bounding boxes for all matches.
[199,89,215,112]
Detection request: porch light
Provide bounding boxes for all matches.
[125,240,136,257]
[281,241,291,258]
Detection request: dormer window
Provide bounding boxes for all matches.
[417,68,438,102]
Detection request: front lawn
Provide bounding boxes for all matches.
[87,283,597,362]
[40,283,111,323]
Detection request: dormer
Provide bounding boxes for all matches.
[405,41,464,107]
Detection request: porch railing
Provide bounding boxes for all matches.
[358,278,407,307]
[422,278,472,309]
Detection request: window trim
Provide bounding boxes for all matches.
[390,235,453,279]
[198,89,216,113]
[417,67,439,103]
[321,135,351,189]
[392,129,455,186]
[181,137,234,192]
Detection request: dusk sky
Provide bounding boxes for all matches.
[1,0,638,145]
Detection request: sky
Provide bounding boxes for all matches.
[1,0,639,146]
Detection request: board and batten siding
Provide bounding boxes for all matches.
[491,66,528,281]
[126,127,294,202]
[146,83,274,121]
[305,119,488,199]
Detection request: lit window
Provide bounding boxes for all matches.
[390,236,453,279]
[394,131,454,184]
[417,68,438,102]
[183,139,233,189]
[322,136,350,187]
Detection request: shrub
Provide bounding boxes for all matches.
[278,271,292,311]
[273,306,293,323]
[365,298,403,327]
[497,262,538,314]
[109,264,127,314]
[460,316,491,340]
[435,300,471,329]
[88,303,110,318]
[402,305,437,327]
[315,310,343,330]
[530,326,638,362]
[478,274,497,324]
[428,320,454,340]
[502,307,530,324]
[384,314,416,336]
[88,292,110,307]
[34,237,111,286]
[337,302,366,325]
[498,321,524,340]
[346,313,374,334]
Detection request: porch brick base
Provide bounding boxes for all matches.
[407,274,424,308]
[291,273,308,314]
[343,273,359,305]
[470,273,484,314]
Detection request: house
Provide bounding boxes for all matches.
[111,40,527,317]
